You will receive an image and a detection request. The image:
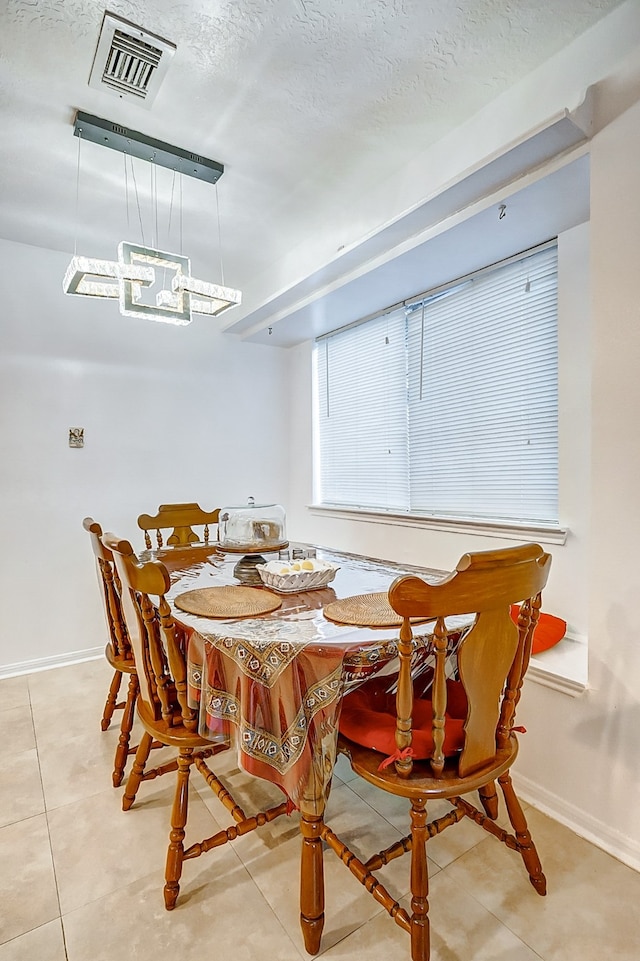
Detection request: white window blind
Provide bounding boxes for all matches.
[315,308,409,511]
[315,242,558,526]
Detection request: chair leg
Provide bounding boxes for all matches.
[164,748,193,911]
[498,771,547,895]
[300,811,325,955]
[409,799,430,961]
[122,731,154,811]
[101,669,123,731]
[478,780,499,820]
[112,673,138,788]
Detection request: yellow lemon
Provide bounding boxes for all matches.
[301,559,314,570]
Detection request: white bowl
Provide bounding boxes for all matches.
[257,560,339,594]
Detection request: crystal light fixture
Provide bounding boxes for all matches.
[63,242,242,325]
[172,274,243,316]
[62,111,242,325]
[63,255,155,300]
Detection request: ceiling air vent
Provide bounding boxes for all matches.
[88,13,176,108]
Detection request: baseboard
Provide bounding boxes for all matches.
[0,646,103,680]
[513,771,640,873]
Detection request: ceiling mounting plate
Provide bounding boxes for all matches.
[73,111,224,184]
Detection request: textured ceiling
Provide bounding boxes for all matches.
[0,0,625,326]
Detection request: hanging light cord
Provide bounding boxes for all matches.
[325,339,330,417]
[164,169,178,290]
[179,172,183,256]
[215,182,225,286]
[167,169,177,239]
[151,159,158,250]
[130,156,146,247]
[419,302,425,402]
[123,151,130,232]
[73,129,83,257]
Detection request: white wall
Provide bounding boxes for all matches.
[286,99,640,869]
[510,98,640,864]
[0,239,290,672]
[516,95,640,863]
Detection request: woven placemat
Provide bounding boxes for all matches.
[323,592,431,628]
[174,586,282,619]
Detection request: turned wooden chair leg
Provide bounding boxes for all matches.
[164,749,193,911]
[101,669,123,731]
[498,771,547,895]
[122,731,154,811]
[112,673,138,788]
[300,811,325,955]
[409,799,430,961]
[478,780,499,820]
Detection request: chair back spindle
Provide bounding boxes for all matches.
[394,618,415,777]
[497,595,541,748]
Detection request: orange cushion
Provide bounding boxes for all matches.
[510,606,567,654]
[339,678,466,759]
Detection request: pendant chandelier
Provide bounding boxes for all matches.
[63,112,241,325]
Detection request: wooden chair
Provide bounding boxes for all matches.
[137,502,220,550]
[300,543,551,961]
[83,517,138,787]
[104,533,291,910]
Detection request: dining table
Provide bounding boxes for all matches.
[152,542,462,953]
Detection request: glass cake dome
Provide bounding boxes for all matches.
[218,497,287,553]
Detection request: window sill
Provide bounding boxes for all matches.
[528,633,588,697]
[308,507,582,696]
[308,504,568,546]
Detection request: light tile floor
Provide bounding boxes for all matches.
[1,658,639,961]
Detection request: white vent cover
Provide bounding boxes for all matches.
[88,13,176,108]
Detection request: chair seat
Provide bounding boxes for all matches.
[338,675,520,798]
[136,700,222,751]
[339,730,519,800]
[104,642,136,674]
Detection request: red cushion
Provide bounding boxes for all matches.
[510,606,567,654]
[444,678,468,719]
[339,678,466,760]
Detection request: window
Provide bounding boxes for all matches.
[314,242,559,527]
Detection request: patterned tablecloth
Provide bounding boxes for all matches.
[159,546,458,813]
